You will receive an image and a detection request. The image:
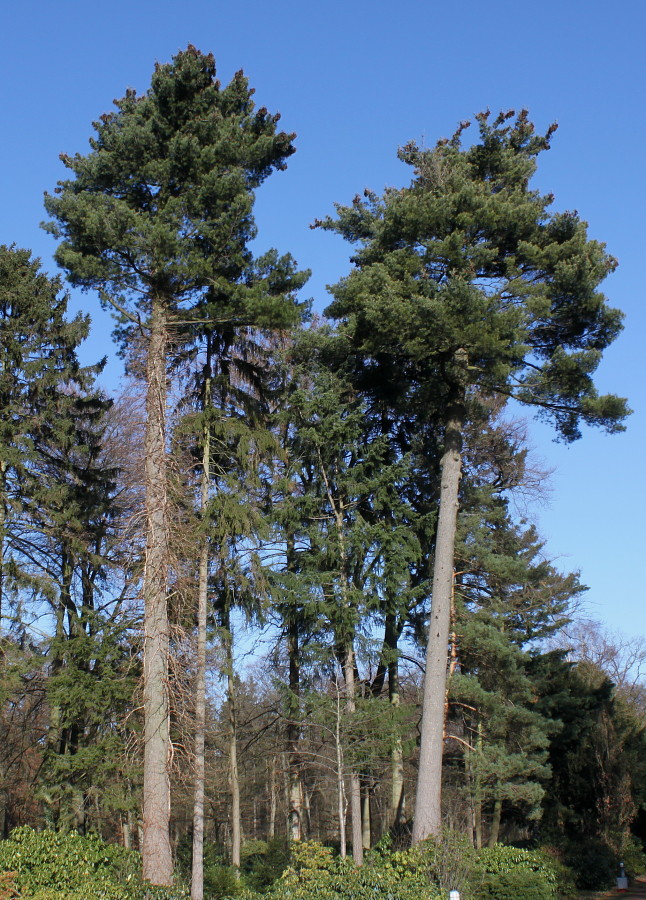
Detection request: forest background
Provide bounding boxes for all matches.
[0,2,645,899]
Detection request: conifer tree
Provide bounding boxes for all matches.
[320,110,629,842]
[44,47,306,884]
[0,245,100,628]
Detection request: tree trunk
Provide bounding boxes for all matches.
[335,676,347,859]
[412,376,466,844]
[344,644,363,866]
[473,722,483,850]
[388,642,405,828]
[191,363,211,900]
[488,796,502,847]
[287,614,303,842]
[0,460,5,628]
[142,298,173,885]
[268,757,277,839]
[361,784,371,851]
[224,617,241,871]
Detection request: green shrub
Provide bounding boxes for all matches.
[241,838,290,892]
[266,840,442,900]
[620,835,646,879]
[0,826,186,900]
[559,836,617,890]
[473,845,559,900]
[476,870,555,900]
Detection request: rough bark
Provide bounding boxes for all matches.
[412,375,466,844]
[142,298,173,885]
[191,365,211,900]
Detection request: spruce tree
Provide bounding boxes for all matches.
[320,110,629,841]
[44,47,306,884]
[0,245,100,628]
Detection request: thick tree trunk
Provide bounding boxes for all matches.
[191,370,211,900]
[142,298,173,885]
[412,378,466,844]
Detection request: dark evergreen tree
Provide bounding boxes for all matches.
[320,110,629,841]
[0,245,99,628]
[44,46,307,884]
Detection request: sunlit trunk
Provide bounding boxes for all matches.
[142,297,173,884]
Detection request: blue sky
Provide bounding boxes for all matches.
[1,0,644,636]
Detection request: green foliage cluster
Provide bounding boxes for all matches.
[0,827,185,900]
[473,846,560,900]
[256,840,442,900]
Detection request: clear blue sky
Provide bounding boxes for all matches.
[1,0,643,636]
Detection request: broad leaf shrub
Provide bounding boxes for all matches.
[473,845,559,900]
[0,826,186,899]
[260,840,442,900]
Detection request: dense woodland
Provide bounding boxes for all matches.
[0,45,644,900]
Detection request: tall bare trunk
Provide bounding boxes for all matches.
[142,298,173,884]
[191,362,211,900]
[0,460,5,628]
[361,784,371,850]
[389,657,405,828]
[473,720,483,849]
[335,676,347,858]
[287,613,302,842]
[224,617,241,870]
[268,756,277,839]
[344,645,363,866]
[412,372,466,844]
[318,452,362,864]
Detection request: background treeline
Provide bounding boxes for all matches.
[0,45,643,900]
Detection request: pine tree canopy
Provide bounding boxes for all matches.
[321,110,629,441]
[43,45,308,342]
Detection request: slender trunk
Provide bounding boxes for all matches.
[142,298,173,885]
[224,614,241,870]
[268,757,277,839]
[344,644,363,866]
[191,360,211,900]
[318,452,362,864]
[0,461,5,628]
[412,374,466,844]
[488,796,502,847]
[335,676,347,859]
[389,657,405,828]
[474,722,483,849]
[361,783,371,851]
[286,603,302,842]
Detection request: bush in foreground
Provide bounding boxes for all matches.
[0,826,185,900]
